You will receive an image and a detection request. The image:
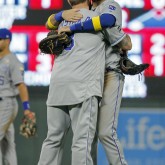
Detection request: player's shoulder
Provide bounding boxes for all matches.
[111,0,121,8]
[80,8,98,18]
[8,53,19,61]
[99,0,121,10]
[7,53,23,66]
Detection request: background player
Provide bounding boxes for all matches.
[0,28,35,165]
[45,0,132,164]
[37,0,122,164]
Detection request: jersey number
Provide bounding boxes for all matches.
[64,34,74,51]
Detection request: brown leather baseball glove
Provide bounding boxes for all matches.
[20,112,37,138]
[39,30,71,55]
[119,56,149,75]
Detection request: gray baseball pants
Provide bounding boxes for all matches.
[0,97,18,165]
[38,96,99,165]
[97,71,128,165]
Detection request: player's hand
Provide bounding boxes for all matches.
[24,110,35,121]
[58,26,71,34]
[23,109,31,115]
[120,49,128,57]
[62,9,83,22]
[20,111,37,138]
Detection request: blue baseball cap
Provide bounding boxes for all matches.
[0,28,12,40]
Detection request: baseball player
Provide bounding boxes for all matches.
[46,0,131,165]
[93,1,129,165]
[88,1,131,164]
[37,0,120,164]
[0,28,35,165]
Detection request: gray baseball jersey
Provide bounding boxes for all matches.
[47,8,105,106]
[95,0,126,69]
[0,53,24,97]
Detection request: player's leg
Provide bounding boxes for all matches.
[38,105,71,165]
[0,98,18,165]
[91,132,98,165]
[98,71,128,165]
[69,96,99,165]
[2,124,17,165]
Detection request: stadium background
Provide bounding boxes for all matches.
[0,0,165,164]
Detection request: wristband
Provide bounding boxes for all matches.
[92,16,102,31]
[47,16,57,29]
[23,101,30,110]
[55,11,63,22]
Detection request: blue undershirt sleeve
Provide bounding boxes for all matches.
[70,14,116,32]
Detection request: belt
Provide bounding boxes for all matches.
[106,67,115,72]
[105,67,123,76]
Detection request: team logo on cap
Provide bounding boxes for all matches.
[109,5,116,10]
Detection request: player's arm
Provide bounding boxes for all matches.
[58,13,116,33]
[46,14,59,30]
[112,34,132,56]
[16,82,31,115]
[117,34,132,51]
[17,82,36,138]
[46,9,83,30]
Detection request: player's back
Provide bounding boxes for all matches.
[47,8,106,106]
[55,9,105,81]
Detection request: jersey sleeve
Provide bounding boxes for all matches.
[98,0,125,46]
[10,57,24,85]
[98,1,122,24]
[103,26,126,46]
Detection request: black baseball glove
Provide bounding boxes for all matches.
[119,56,149,75]
[39,30,71,55]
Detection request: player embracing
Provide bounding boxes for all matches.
[45,0,130,165]
[41,0,149,164]
[37,0,108,164]
[63,0,131,164]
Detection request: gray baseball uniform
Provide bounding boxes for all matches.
[0,53,24,165]
[94,0,128,165]
[38,8,105,165]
